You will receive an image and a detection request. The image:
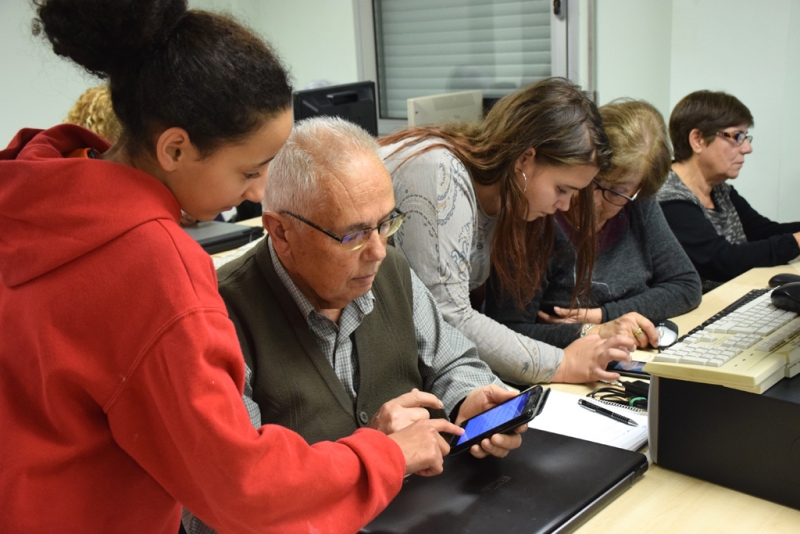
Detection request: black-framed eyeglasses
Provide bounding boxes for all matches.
[592,181,641,206]
[717,130,753,145]
[281,209,406,251]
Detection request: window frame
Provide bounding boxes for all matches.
[353,0,579,135]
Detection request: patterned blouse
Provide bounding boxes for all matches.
[379,139,563,384]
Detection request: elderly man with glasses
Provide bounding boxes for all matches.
[199,115,522,513]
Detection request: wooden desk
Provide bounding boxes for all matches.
[235,216,264,228]
[573,263,800,533]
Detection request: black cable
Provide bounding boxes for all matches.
[587,383,648,410]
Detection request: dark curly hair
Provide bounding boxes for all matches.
[34,0,292,158]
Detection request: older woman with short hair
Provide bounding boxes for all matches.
[485,99,702,348]
[658,90,800,292]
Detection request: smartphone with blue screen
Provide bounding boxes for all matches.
[449,385,549,455]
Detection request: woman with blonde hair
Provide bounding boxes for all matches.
[64,84,122,143]
[380,78,647,386]
[486,99,701,348]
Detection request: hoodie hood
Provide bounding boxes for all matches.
[0,124,181,287]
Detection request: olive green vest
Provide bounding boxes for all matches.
[218,240,433,444]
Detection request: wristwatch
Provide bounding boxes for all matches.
[579,323,595,337]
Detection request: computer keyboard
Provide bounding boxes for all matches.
[644,289,800,394]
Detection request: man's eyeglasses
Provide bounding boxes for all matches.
[717,131,753,145]
[281,209,406,251]
[593,181,641,206]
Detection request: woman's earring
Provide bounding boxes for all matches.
[521,171,528,193]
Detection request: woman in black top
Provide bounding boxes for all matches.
[657,90,800,292]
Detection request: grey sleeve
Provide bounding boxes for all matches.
[410,270,504,417]
[484,273,583,349]
[390,148,564,384]
[242,364,262,429]
[499,320,583,350]
[600,201,702,322]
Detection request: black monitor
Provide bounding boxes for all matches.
[292,81,378,136]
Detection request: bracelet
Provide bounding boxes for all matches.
[579,323,595,337]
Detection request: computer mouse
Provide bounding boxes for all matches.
[656,319,679,348]
[771,282,800,313]
[768,272,800,288]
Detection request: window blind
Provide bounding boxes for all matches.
[373,0,552,120]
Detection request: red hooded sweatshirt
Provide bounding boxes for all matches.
[0,125,404,534]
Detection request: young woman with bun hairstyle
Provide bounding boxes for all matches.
[0,1,460,532]
[379,78,642,386]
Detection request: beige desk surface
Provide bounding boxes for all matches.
[209,217,265,262]
[236,216,264,228]
[571,262,800,533]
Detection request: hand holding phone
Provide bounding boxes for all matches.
[449,385,549,456]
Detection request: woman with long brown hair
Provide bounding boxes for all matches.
[485,99,701,349]
[380,78,649,385]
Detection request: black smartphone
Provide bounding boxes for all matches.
[537,303,556,316]
[606,360,649,378]
[449,385,549,455]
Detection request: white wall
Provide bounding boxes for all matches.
[255,0,358,90]
[194,0,359,90]
[0,0,262,144]
[595,0,673,121]
[670,0,800,222]
[778,2,800,223]
[0,1,97,143]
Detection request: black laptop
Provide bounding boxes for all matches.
[183,221,264,254]
[361,429,648,534]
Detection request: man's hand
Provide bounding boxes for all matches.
[589,312,658,349]
[369,388,443,435]
[455,385,526,459]
[553,334,635,383]
[387,418,464,476]
[537,306,602,324]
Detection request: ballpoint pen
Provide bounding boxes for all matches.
[578,398,639,427]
